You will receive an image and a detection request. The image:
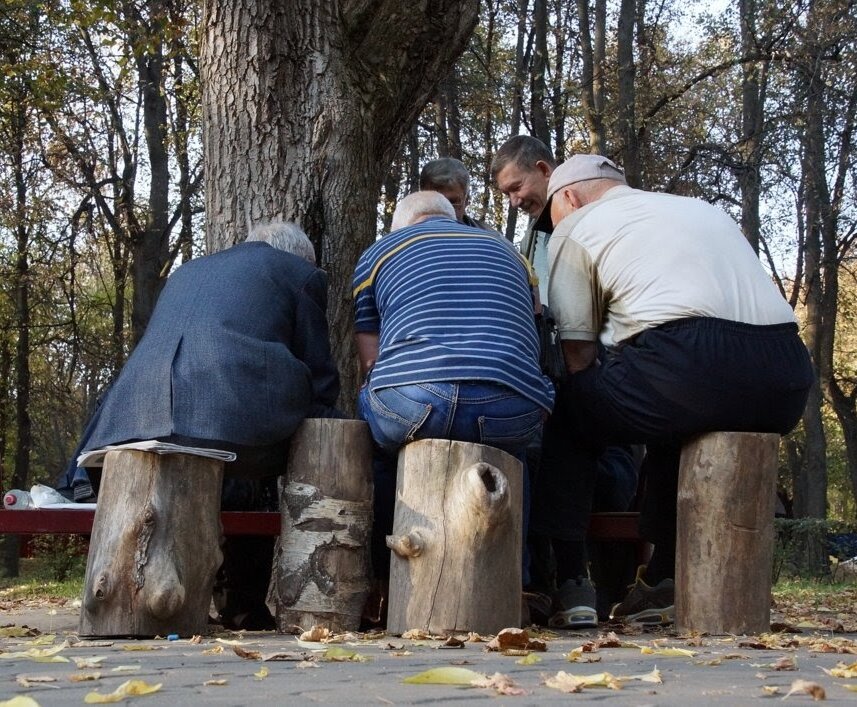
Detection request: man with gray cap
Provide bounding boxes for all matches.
[546,154,813,624]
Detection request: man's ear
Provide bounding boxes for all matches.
[535,160,552,178]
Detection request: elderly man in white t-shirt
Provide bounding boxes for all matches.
[545,154,813,625]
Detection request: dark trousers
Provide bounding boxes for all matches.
[556,318,813,572]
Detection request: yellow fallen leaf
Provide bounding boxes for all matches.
[546,671,624,692]
[215,638,253,646]
[254,666,269,679]
[842,684,857,692]
[121,645,162,652]
[322,647,369,663]
[0,643,69,662]
[110,665,141,673]
[188,636,202,644]
[203,679,228,686]
[771,655,797,671]
[24,635,55,646]
[0,627,35,638]
[202,646,224,655]
[762,685,780,695]
[69,673,101,682]
[784,679,826,701]
[517,653,542,665]
[567,647,602,664]
[628,668,663,684]
[84,679,162,703]
[640,646,696,658]
[822,661,857,679]
[401,629,432,640]
[403,667,486,685]
[0,697,42,707]
[72,657,107,669]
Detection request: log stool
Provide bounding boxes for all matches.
[79,450,224,637]
[268,419,373,633]
[675,431,780,635]
[385,439,523,636]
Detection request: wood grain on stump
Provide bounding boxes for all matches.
[676,431,780,635]
[386,439,522,636]
[79,450,224,637]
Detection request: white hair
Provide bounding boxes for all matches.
[247,220,316,263]
[390,191,456,232]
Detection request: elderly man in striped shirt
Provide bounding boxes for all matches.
[353,191,555,616]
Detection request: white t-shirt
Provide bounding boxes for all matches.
[547,186,796,346]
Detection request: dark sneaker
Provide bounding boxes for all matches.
[609,566,674,625]
[549,577,598,629]
[522,590,554,626]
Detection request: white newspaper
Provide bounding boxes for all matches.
[77,440,236,468]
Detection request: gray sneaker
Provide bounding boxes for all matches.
[548,577,598,629]
[609,566,675,625]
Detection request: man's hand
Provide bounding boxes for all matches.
[355,332,380,382]
[561,339,597,374]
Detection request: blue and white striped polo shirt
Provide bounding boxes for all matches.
[353,216,555,412]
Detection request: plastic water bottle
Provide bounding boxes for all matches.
[3,490,36,510]
[30,484,72,507]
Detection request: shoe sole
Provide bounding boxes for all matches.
[610,604,674,625]
[548,606,598,629]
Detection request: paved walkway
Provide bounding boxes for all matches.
[0,603,855,705]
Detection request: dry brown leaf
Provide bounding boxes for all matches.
[262,652,307,662]
[486,627,530,651]
[16,674,57,688]
[772,655,797,671]
[71,657,107,669]
[188,635,202,645]
[299,626,330,642]
[439,636,464,649]
[466,632,489,643]
[471,672,526,696]
[595,631,623,648]
[567,647,602,663]
[784,679,826,701]
[232,645,262,660]
[202,646,224,656]
[68,673,101,683]
[739,639,770,650]
[762,685,780,695]
[401,629,431,640]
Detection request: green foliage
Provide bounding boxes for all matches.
[773,517,857,582]
[28,535,88,583]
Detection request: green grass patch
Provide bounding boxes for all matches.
[0,556,85,601]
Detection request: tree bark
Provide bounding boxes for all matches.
[530,0,550,147]
[576,0,606,154]
[617,0,640,185]
[200,0,479,406]
[386,439,522,636]
[269,419,372,632]
[80,451,224,637]
[676,432,779,635]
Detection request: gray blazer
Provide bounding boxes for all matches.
[61,241,339,489]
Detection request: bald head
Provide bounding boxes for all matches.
[391,191,456,231]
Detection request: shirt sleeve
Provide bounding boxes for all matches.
[352,251,380,334]
[547,233,601,342]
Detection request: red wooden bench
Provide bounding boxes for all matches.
[0,509,640,540]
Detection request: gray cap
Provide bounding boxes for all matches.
[546,154,626,199]
[533,154,626,233]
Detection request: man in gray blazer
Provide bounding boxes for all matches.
[60,221,340,629]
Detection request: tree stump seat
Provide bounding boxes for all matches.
[79,450,225,638]
[676,431,781,635]
[385,439,523,636]
[268,419,373,633]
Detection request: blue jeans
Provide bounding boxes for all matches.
[359,381,544,584]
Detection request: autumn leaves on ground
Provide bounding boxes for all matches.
[0,577,854,702]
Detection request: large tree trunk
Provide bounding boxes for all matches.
[617,0,640,185]
[577,0,606,154]
[200,0,479,407]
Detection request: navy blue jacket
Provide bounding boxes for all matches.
[60,241,339,489]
